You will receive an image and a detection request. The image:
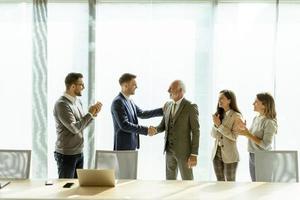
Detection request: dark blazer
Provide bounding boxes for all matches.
[111,92,163,150]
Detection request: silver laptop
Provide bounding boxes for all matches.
[77,169,115,187]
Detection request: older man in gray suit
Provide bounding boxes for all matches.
[150,80,200,180]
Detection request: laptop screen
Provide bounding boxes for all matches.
[77,169,115,187]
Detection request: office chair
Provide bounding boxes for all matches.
[0,149,31,179]
[255,150,299,182]
[95,150,138,179]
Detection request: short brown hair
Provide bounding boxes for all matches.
[119,73,136,85]
[65,72,83,89]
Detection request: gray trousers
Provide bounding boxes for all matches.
[213,146,238,181]
[165,150,193,180]
[249,153,256,181]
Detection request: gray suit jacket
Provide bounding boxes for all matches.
[156,98,200,158]
[211,110,242,163]
[54,96,93,155]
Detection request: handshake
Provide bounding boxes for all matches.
[88,101,102,117]
[147,126,157,136]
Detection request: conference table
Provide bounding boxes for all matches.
[0,179,299,199]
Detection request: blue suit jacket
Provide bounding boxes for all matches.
[111,92,163,150]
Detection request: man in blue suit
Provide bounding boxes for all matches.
[111,73,163,150]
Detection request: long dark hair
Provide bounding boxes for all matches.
[215,90,241,122]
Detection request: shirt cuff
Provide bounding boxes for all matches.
[190,154,197,157]
[88,112,95,119]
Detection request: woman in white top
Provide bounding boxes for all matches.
[211,90,243,181]
[236,92,277,181]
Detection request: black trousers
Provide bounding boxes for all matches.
[54,152,83,178]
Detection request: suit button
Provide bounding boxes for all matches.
[220,136,223,139]
[222,145,224,147]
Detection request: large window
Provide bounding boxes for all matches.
[0,2,32,149]
[213,1,276,181]
[47,1,89,178]
[2,0,300,181]
[95,2,213,180]
[275,2,300,151]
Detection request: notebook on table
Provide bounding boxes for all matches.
[77,169,115,187]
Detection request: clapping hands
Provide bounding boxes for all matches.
[234,119,249,136]
[89,101,102,117]
[212,114,221,127]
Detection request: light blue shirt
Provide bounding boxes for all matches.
[121,92,135,116]
[248,115,278,152]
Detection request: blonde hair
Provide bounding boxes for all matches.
[257,92,277,120]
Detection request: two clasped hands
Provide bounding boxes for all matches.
[147,126,157,136]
